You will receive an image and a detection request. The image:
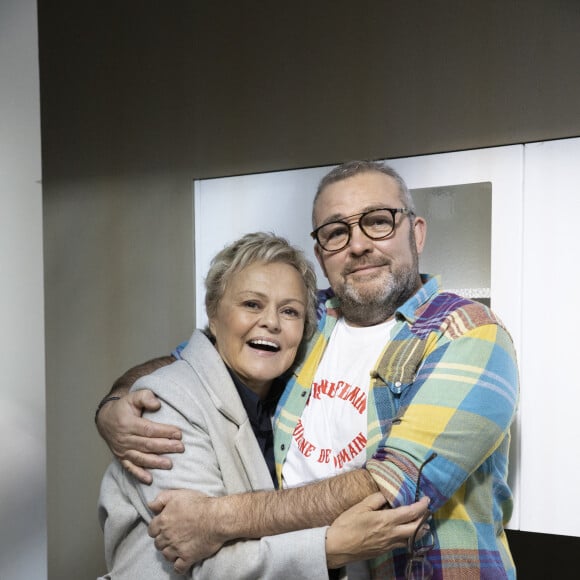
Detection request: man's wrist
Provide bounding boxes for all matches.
[94,395,121,424]
[208,495,246,542]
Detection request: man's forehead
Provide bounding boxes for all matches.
[314,172,400,219]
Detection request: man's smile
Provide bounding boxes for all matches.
[344,261,390,277]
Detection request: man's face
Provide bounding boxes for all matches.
[313,171,426,327]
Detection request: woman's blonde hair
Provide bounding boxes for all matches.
[205,232,318,341]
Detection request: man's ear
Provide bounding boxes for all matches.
[314,244,329,279]
[413,216,427,255]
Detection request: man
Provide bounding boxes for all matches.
[97,161,518,578]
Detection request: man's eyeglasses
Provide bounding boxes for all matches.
[405,452,437,580]
[310,207,414,252]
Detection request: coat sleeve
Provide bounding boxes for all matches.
[98,365,330,580]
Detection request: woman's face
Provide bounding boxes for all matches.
[209,261,307,399]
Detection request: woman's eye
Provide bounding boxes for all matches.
[281,307,302,318]
[243,301,261,309]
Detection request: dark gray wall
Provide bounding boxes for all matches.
[40,0,580,180]
[39,1,580,577]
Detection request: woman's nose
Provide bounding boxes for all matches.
[260,306,280,331]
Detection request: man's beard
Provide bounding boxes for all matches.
[335,235,421,327]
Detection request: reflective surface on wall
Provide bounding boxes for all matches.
[412,182,492,306]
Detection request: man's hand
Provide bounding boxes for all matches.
[148,490,226,574]
[96,390,184,484]
[325,493,430,569]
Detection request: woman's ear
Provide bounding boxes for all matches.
[208,318,216,339]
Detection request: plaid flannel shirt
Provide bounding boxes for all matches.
[274,275,518,579]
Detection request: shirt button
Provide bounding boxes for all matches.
[281,444,285,450]
[301,391,307,397]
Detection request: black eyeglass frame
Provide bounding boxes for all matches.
[405,452,438,580]
[310,207,415,252]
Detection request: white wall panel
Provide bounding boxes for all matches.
[194,145,524,529]
[194,165,330,328]
[0,0,46,576]
[519,137,580,535]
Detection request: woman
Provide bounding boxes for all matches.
[98,232,426,579]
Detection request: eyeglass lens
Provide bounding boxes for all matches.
[405,553,434,580]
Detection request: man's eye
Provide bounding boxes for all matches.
[366,215,392,227]
[363,214,394,233]
[325,224,348,240]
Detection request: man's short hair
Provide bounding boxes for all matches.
[312,160,415,227]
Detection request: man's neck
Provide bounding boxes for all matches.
[343,312,395,328]
[338,275,423,327]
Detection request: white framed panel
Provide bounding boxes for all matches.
[386,147,524,348]
[519,137,580,536]
[193,145,524,528]
[386,147,524,529]
[194,165,331,328]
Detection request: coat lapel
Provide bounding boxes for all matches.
[182,330,274,490]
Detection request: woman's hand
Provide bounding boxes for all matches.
[325,493,430,569]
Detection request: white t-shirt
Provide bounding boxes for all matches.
[283,316,396,487]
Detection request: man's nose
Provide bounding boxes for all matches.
[347,223,374,254]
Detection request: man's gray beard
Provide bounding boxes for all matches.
[337,264,419,326]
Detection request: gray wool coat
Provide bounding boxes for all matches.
[98,330,329,579]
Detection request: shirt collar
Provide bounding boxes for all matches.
[395,274,441,323]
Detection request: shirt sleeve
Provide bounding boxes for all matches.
[366,321,519,511]
[171,340,189,359]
